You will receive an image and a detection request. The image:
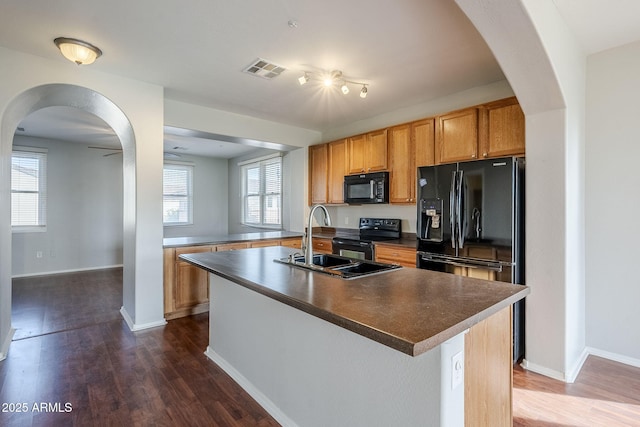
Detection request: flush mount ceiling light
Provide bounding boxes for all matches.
[298,69,369,98]
[54,37,102,65]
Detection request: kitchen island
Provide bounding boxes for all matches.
[181,246,529,427]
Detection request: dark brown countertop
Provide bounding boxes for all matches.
[163,231,303,248]
[180,246,529,357]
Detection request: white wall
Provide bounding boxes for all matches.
[11,136,123,277]
[163,154,229,238]
[585,40,640,363]
[0,47,165,348]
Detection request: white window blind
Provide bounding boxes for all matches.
[163,163,193,225]
[241,155,282,228]
[11,148,47,232]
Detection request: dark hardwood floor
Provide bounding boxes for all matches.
[3,268,640,426]
[2,269,279,427]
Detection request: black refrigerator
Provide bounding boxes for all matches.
[416,156,525,361]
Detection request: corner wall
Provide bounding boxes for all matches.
[455,0,587,380]
[585,40,640,364]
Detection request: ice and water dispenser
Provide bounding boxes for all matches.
[418,198,443,242]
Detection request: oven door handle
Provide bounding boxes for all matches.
[332,239,370,247]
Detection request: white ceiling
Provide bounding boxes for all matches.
[3,0,640,157]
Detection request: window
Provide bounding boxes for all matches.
[241,155,282,228]
[163,163,193,225]
[11,147,47,232]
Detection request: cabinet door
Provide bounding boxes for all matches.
[328,139,348,203]
[413,118,435,167]
[347,134,367,174]
[366,129,388,172]
[309,143,328,204]
[479,97,525,158]
[436,107,479,164]
[388,124,415,204]
[175,261,209,310]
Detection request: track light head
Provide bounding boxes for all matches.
[360,85,368,98]
[298,73,309,85]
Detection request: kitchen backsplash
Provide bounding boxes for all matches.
[325,204,416,233]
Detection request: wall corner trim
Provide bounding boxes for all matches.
[120,306,167,332]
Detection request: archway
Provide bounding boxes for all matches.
[0,84,136,357]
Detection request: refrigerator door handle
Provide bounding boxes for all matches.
[418,252,507,272]
[456,170,464,249]
[449,170,457,249]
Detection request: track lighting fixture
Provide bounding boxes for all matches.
[297,69,369,98]
[298,72,309,85]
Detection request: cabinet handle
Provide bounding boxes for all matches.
[471,154,476,159]
[483,152,488,158]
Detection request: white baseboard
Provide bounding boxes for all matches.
[566,348,589,383]
[120,306,167,332]
[586,346,640,369]
[0,327,16,361]
[522,346,640,383]
[204,346,298,427]
[520,359,568,382]
[12,264,123,279]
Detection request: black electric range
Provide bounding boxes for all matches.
[332,218,401,260]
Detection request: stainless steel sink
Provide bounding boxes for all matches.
[274,253,401,279]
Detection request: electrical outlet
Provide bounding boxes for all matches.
[36,251,43,259]
[451,351,464,389]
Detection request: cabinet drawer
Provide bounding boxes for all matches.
[280,238,302,249]
[215,242,250,252]
[312,238,333,254]
[174,245,213,261]
[374,244,416,268]
[250,240,280,248]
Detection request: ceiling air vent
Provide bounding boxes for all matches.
[243,58,286,79]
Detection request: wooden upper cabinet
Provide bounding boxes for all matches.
[389,124,414,204]
[348,129,388,174]
[366,129,388,172]
[389,119,435,204]
[479,96,525,158]
[436,107,479,164]
[413,118,435,168]
[347,134,367,174]
[328,139,348,204]
[309,143,328,205]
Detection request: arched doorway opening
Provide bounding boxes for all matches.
[0,84,136,353]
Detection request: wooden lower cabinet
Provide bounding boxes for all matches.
[164,245,213,320]
[165,238,304,319]
[374,243,416,268]
[465,306,513,427]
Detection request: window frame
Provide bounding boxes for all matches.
[240,154,282,229]
[163,162,194,226]
[11,146,48,233]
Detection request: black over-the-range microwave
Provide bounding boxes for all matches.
[343,171,389,204]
